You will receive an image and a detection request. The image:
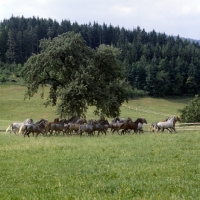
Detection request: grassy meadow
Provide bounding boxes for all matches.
[0,85,200,199]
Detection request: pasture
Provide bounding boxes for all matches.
[0,85,200,199]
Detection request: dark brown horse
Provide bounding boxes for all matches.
[120,118,144,134]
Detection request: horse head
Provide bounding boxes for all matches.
[88,119,94,125]
[54,118,59,122]
[24,118,34,124]
[100,119,109,125]
[141,118,147,124]
[175,116,181,123]
[126,117,132,123]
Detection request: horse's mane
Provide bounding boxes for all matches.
[35,118,48,124]
[111,116,120,123]
[68,116,80,123]
[134,118,143,123]
[76,118,87,124]
[24,118,34,124]
[54,118,59,122]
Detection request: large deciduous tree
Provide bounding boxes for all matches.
[22,32,131,118]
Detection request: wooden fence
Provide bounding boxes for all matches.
[143,123,200,131]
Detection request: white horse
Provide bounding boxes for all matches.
[156,116,180,133]
[6,118,33,136]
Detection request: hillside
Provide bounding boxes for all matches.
[0,85,193,130]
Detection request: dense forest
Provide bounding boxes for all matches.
[1,15,200,97]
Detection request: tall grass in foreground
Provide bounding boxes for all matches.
[0,131,199,199]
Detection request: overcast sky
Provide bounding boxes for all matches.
[1,0,200,40]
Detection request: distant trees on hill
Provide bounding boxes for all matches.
[1,16,200,97]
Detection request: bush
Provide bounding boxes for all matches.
[178,95,200,122]
[131,88,149,97]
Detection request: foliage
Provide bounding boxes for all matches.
[178,95,200,122]
[22,32,131,118]
[0,62,23,83]
[1,16,200,96]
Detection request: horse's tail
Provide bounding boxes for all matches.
[19,124,25,134]
[6,124,12,132]
[149,124,154,131]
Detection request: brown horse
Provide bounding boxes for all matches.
[44,118,60,135]
[111,117,129,134]
[120,118,144,134]
[65,117,87,135]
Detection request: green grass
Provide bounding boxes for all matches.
[0,85,193,129]
[0,85,199,199]
[0,132,199,199]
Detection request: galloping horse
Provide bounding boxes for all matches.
[108,116,120,129]
[78,119,94,137]
[93,119,109,136]
[156,116,181,133]
[48,118,68,135]
[136,118,148,133]
[18,118,48,136]
[44,117,60,135]
[120,118,144,134]
[65,117,87,135]
[24,121,46,138]
[6,118,33,136]
[111,117,129,134]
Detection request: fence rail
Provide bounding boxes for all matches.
[143,123,200,131]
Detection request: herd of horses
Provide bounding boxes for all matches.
[5,115,181,138]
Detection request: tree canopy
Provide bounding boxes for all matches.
[2,16,200,97]
[22,32,131,118]
[178,95,200,122]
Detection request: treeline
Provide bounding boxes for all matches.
[1,15,200,96]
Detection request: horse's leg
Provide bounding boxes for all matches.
[23,130,27,137]
[170,127,176,133]
[97,131,100,137]
[10,128,13,136]
[167,128,172,133]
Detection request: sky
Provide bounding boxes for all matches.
[0,0,200,40]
